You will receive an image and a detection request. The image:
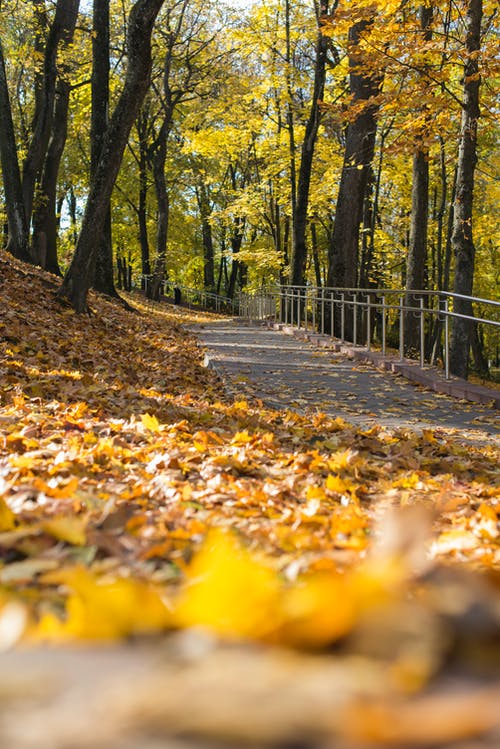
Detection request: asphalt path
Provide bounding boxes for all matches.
[191,320,499,442]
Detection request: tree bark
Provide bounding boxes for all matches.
[0,37,30,261]
[32,0,80,274]
[91,0,118,297]
[149,124,169,301]
[196,179,215,292]
[227,217,245,299]
[22,0,80,232]
[405,5,433,355]
[289,0,333,287]
[449,0,482,379]
[326,19,382,337]
[136,107,152,286]
[58,0,165,312]
[31,81,70,274]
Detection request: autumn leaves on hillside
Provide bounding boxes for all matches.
[1,250,500,744]
[1,252,499,646]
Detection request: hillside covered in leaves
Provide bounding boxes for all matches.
[1,252,500,747]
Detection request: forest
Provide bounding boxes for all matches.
[0,0,498,368]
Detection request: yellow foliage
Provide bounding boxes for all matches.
[0,498,16,532]
[141,413,161,433]
[42,516,87,546]
[174,529,281,639]
[35,568,171,641]
[278,572,355,648]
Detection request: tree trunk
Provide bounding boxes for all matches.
[136,109,151,287]
[326,19,382,337]
[32,0,80,274]
[310,221,322,288]
[405,5,433,355]
[196,180,215,292]
[284,0,297,274]
[149,126,169,302]
[91,0,118,297]
[22,0,80,232]
[449,0,482,379]
[227,218,245,299]
[58,0,165,312]
[289,0,333,287]
[31,80,71,275]
[0,37,30,262]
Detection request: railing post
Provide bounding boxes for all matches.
[353,293,357,346]
[291,290,294,327]
[305,289,309,332]
[444,299,450,379]
[341,293,345,343]
[366,293,371,351]
[321,289,325,334]
[330,292,334,338]
[382,296,386,356]
[420,296,425,368]
[399,295,404,361]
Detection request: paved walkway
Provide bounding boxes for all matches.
[192,320,499,441]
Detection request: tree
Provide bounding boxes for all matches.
[289,0,338,287]
[91,0,117,297]
[405,4,433,355]
[31,0,81,274]
[58,0,165,312]
[0,35,30,261]
[326,15,382,335]
[449,0,483,378]
[22,0,80,233]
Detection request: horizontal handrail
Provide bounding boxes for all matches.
[138,275,235,313]
[237,285,499,380]
[254,284,500,308]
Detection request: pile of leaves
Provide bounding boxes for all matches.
[1,251,500,747]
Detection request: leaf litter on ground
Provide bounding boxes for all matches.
[0,251,500,748]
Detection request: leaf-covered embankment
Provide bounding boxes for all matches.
[1,252,500,747]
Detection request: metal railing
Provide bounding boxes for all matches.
[237,286,500,380]
[139,276,236,314]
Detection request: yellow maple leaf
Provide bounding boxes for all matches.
[42,516,87,546]
[278,572,355,648]
[0,498,16,532]
[326,474,356,495]
[174,529,280,639]
[141,413,161,432]
[34,568,171,641]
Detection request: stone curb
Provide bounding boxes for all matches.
[263,322,500,410]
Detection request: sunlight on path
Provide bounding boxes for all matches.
[193,320,499,441]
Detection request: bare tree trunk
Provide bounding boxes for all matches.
[0,37,30,262]
[449,0,482,379]
[58,0,165,312]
